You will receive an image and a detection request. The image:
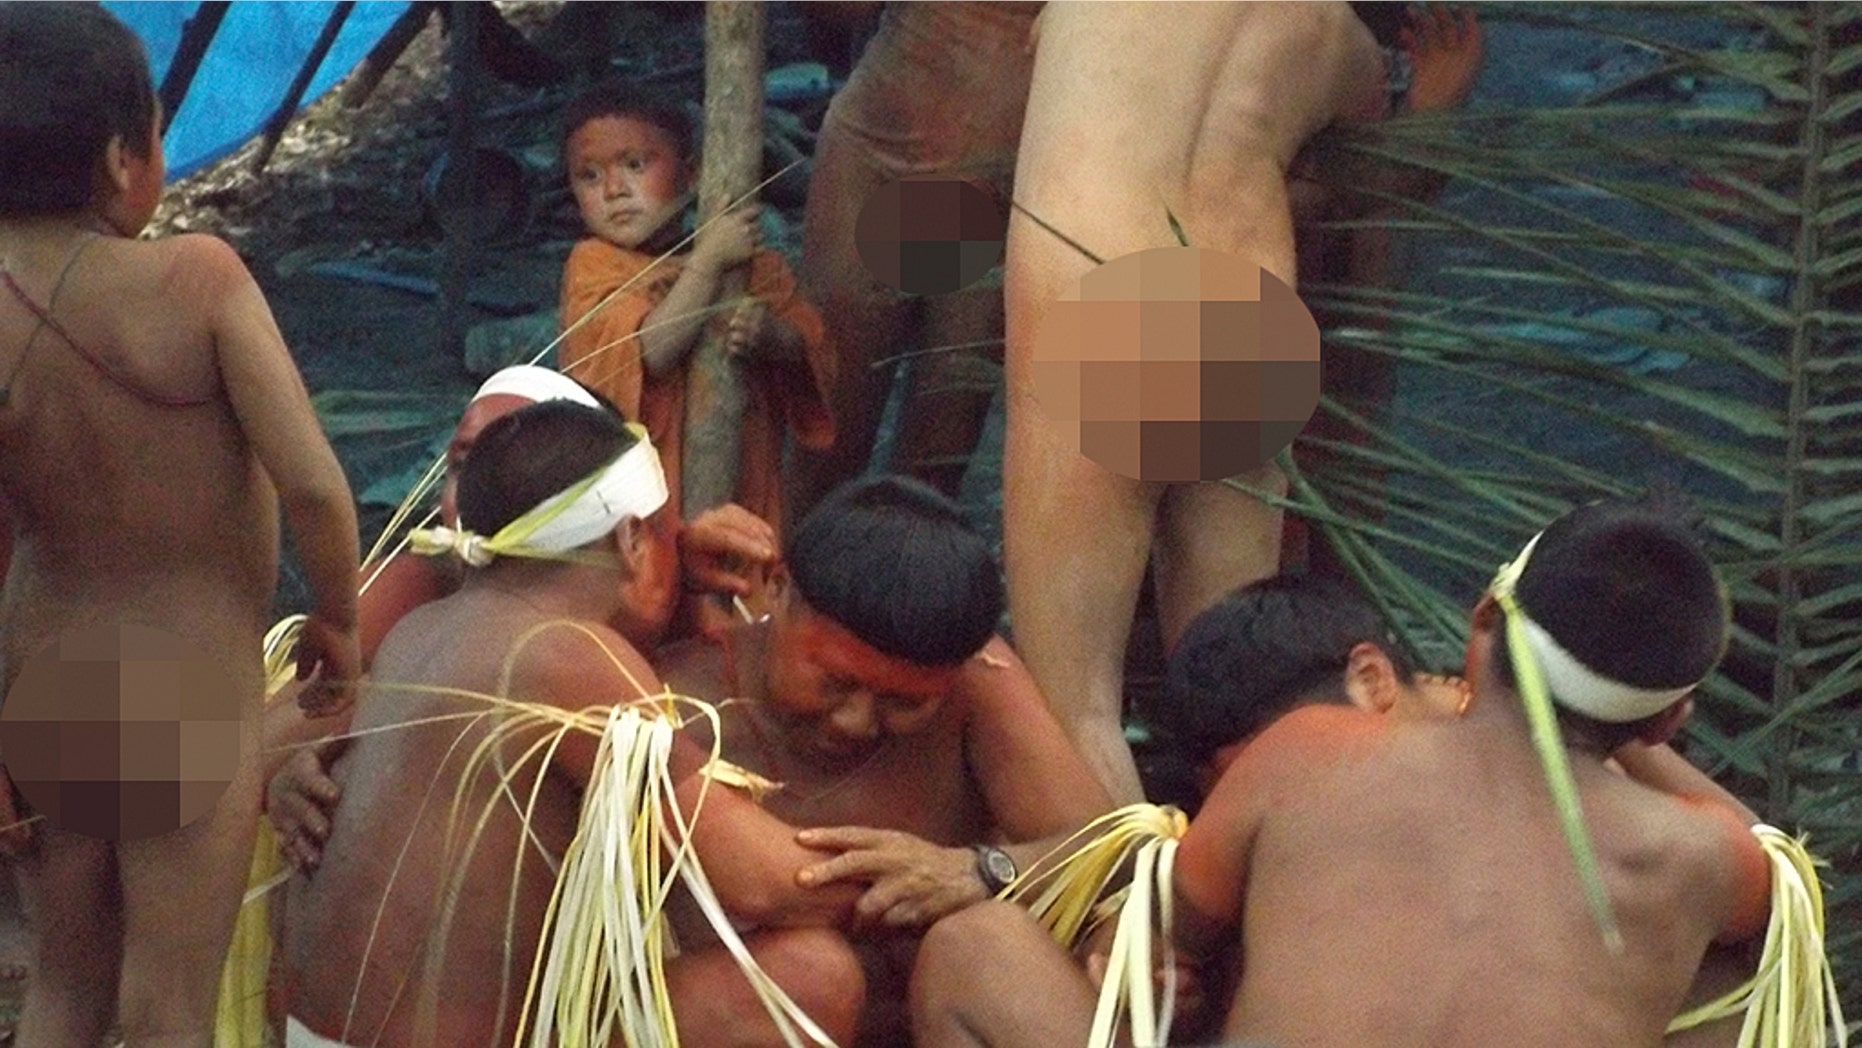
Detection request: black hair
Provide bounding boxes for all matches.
[455,399,638,539]
[1348,2,1408,50]
[0,3,156,216]
[785,476,1002,667]
[1492,491,1727,751]
[558,79,694,168]
[1150,572,1414,768]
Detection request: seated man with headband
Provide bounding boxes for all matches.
[278,401,865,1048]
[913,494,1827,1048]
[264,364,781,871]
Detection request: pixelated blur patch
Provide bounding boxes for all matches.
[855,176,1007,295]
[1031,247,1321,482]
[0,623,243,841]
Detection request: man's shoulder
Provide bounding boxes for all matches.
[655,627,737,696]
[1254,702,1388,757]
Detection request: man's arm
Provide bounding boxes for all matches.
[964,637,1119,871]
[1171,704,1350,961]
[522,626,861,930]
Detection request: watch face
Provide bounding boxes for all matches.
[984,847,1017,886]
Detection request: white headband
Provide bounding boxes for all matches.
[1491,531,1697,723]
[418,430,668,567]
[472,365,601,409]
[515,436,669,552]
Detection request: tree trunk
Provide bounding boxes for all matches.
[681,2,765,516]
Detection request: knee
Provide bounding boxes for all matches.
[758,927,866,1045]
[911,900,1031,1014]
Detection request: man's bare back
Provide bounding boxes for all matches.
[1012,2,1384,285]
[1177,701,1764,1048]
[285,589,617,1046]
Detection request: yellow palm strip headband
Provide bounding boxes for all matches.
[410,423,667,568]
[1494,532,1624,954]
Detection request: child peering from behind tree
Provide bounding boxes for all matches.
[556,80,835,552]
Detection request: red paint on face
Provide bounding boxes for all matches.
[764,608,961,769]
[565,115,689,250]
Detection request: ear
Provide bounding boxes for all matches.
[102,134,133,197]
[1469,593,1501,631]
[1341,641,1400,714]
[1463,593,1502,685]
[612,516,649,577]
[1636,696,1693,747]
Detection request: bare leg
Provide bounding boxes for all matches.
[911,900,1098,1048]
[113,750,264,1047]
[790,74,916,521]
[892,282,1005,499]
[1152,469,1287,654]
[791,4,1036,521]
[666,927,865,1048]
[12,829,120,1048]
[1003,379,1156,803]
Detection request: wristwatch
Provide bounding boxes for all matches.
[972,844,1019,896]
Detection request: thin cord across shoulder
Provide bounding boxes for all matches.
[0,231,96,406]
[0,236,213,409]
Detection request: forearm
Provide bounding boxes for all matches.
[281,480,361,629]
[674,773,863,928]
[639,259,727,376]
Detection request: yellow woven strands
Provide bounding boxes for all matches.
[1004,804,1188,1048]
[514,697,837,1048]
[1667,826,1848,1048]
[214,614,311,1048]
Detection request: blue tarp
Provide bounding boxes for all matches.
[104,1,414,182]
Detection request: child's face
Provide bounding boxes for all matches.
[566,115,689,250]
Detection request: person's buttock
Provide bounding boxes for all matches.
[0,617,260,842]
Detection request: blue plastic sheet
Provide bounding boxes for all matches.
[104,1,414,181]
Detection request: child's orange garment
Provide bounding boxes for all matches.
[559,238,836,532]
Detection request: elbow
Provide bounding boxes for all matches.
[279,469,355,520]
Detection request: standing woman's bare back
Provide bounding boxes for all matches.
[0,226,357,1048]
[1,232,278,697]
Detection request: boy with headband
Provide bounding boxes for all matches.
[280,401,865,1048]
